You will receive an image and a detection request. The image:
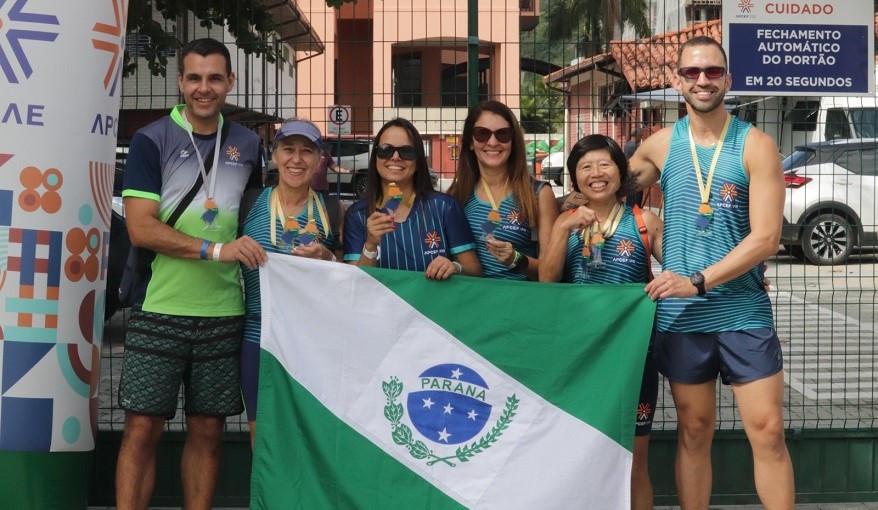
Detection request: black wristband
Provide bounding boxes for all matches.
[511,254,530,273]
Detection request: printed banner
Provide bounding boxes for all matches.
[251,255,655,509]
[0,1,128,508]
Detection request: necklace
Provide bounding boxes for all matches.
[581,202,624,269]
[688,113,731,236]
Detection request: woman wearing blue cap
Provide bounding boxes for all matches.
[239,118,343,445]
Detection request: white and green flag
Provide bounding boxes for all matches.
[251,254,655,509]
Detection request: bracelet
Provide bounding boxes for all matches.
[212,242,223,261]
[199,239,210,260]
[362,245,379,260]
[452,261,463,274]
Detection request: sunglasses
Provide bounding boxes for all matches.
[676,66,727,80]
[375,144,417,161]
[472,127,514,144]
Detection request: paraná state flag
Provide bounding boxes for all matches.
[251,254,655,509]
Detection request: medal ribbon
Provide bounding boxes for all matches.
[581,201,624,247]
[480,178,507,211]
[688,113,731,208]
[269,188,330,246]
[180,109,223,205]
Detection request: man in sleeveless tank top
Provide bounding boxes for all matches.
[629,36,794,509]
[116,38,268,510]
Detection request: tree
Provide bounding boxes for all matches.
[543,0,650,56]
[126,0,356,77]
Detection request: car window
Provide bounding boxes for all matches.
[782,149,816,171]
[329,141,370,158]
[824,108,851,141]
[849,108,878,138]
[834,148,878,177]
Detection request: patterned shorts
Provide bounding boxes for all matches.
[118,311,244,418]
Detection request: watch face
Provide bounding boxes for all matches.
[690,272,704,285]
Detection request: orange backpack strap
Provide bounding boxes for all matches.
[632,204,654,282]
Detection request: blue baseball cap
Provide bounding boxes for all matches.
[274,120,323,150]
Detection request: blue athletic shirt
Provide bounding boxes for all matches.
[658,115,773,332]
[343,192,476,271]
[462,180,545,280]
[122,106,262,317]
[562,205,650,284]
[241,186,338,346]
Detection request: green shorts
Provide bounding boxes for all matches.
[118,311,244,418]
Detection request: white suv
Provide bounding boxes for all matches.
[781,139,878,265]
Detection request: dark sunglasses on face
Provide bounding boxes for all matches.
[375,144,417,161]
[676,66,726,80]
[472,126,514,144]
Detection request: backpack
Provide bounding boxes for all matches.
[632,204,654,282]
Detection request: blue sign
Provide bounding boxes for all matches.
[729,24,869,95]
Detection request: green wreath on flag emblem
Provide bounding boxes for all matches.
[382,376,519,467]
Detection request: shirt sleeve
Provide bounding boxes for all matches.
[441,196,476,255]
[121,132,162,201]
[343,202,367,262]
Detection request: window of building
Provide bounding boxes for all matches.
[785,100,820,132]
[393,52,422,107]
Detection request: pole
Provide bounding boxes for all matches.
[467,0,479,108]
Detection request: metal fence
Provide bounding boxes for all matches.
[99,0,877,437]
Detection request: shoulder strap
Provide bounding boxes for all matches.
[530,177,546,197]
[632,204,654,282]
[166,120,232,228]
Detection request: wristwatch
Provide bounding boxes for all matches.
[362,245,380,260]
[689,271,706,296]
[507,251,529,273]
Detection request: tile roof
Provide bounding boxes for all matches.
[610,19,721,91]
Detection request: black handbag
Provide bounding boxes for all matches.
[118,122,230,308]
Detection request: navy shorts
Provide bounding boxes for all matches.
[654,328,783,385]
[635,346,659,436]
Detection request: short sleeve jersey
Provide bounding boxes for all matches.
[562,205,650,284]
[343,192,476,271]
[122,106,262,317]
[658,115,773,332]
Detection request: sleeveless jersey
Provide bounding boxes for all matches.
[463,180,544,280]
[658,115,773,332]
[241,186,338,345]
[343,192,475,271]
[562,205,650,284]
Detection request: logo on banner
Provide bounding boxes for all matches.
[0,0,60,84]
[91,0,127,96]
[737,0,754,13]
[382,364,519,467]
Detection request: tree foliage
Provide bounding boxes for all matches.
[543,0,650,54]
[126,0,356,77]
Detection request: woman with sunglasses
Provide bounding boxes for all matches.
[343,118,481,279]
[539,134,662,510]
[448,100,559,280]
[239,118,343,446]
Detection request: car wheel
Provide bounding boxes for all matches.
[354,175,368,198]
[801,213,853,265]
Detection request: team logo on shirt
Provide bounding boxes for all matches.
[225,145,241,161]
[637,402,652,423]
[720,182,738,202]
[424,231,442,249]
[616,239,635,257]
[381,364,519,467]
[506,210,521,225]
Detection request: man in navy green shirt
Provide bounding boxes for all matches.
[116,38,267,510]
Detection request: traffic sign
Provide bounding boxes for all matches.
[327,105,351,135]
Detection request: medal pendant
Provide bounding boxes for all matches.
[201,199,221,231]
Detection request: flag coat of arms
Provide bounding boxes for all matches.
[252,254,655,509]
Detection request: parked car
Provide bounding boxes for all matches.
[540,151,565,186]
[781,138,878,265]
[106,162,130,320]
